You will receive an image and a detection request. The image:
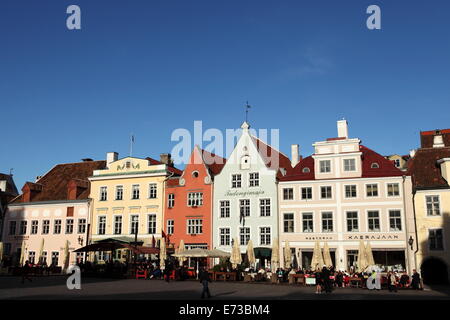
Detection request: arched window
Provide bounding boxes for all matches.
[302,167,310,173]
[192,171,199,178]
[371,163,379,169]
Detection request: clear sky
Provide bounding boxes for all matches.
[1,0,450,190]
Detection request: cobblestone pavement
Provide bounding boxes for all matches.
[1,276,449,300]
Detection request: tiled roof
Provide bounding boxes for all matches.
[407,147,450,190]
[250,136,292,176]
[420,129,450,148]
[145,157,183,176]
[11,160,106,203]
[0,173,18,195]
[199,148,227,175]
[279,145,404,181]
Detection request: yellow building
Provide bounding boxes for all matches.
[88,152,181,260]
[409,129,450,284]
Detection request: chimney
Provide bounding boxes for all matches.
[291,144,300,167]
[433,132,445,148]
[337,119,348,139]
[107,152,118,165]
[0,180,6,192]
[67,179,89,200]
[160,153,173,166]
[409,149,416,158]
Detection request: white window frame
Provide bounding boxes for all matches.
[98,216,106,235]
[231,174,242,188]
[219,200,230,218]
[115,185,123,200]
[366,209,381,232]
[99,186,108,201]
[425,195,441,216]
[302,212,314,233]
[131,184,140,200]
[321,211,334,233]
[219,227,231,246]
[344,184,357,199]
[148,183,157,199]
[345,211,359,232]
[249,172,260,187]
[147,214,157,234]
[283,212,295,233]
[365,183,379,198]
[320,186,333,200]
[113,215,122,235]
[187,219,203,235]
[386,183,400,197]
[319,160,331,173]
[259,226,271,246]
[343,158,356,172]
[167,219,174,235]
[259,198,271,217]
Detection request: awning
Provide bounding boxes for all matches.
[73,242,159,255]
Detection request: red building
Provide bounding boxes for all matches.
[164,146,225,252]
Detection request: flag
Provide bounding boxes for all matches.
[131,134,135,143]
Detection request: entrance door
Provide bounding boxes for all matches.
[421,257,449,285]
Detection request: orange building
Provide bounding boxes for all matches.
[164,146,225,252]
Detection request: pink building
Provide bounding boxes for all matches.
[2,159,105,268]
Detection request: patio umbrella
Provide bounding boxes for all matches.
[365,241,375,266]
[63,240,70,271]
[159,238,167,269]
[357,240,368,272]
[284,241,292,269]
[246,239,256,268]
[323,242,333,267]
[310,241,324,271]
[38,238,45,264]
[230,238,242,269]
[270,238,279,272]
[19,241,26,266]
[177,240,186,263]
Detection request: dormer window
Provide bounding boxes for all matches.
[192,171,199,178]
[302,167,310,173]
[371,163,379,169]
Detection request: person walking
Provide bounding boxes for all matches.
[321,265,332,293]
[411,269,422,290]
[199,267,212,299]
[388,271,398,292]
[314,269,322,294]
[21,260,32,284]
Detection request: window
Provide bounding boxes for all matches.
[28,251,36,264]
[344,159,356,171]
[147,214,156,234]
[115,186,123,200]
[40,251,47,264]
[42,220,50,234]
[54,220,62,234]
[168,194,175,208]
[320,186,332,199]
[130,215,139,234]
[283,188,294,200]
[188,192,203,206]
[429,229,444,251]
[167,220,174,235]
[394,159,401,168]
[220,228,230,246]
[114,216,122,235]
[426,195,440,216]
[51,252,59,266]
[260,227,271,245]
[346,211,359,232]
[66,219,74,234]
[220,200,230,218]
[303,167,310,173]
[100,186,107,201]
[78,219,86,234]
[322,212,333,232]
[98,216,106,235]
[259,199,271,217]
[192,171,199,178]
[9,221,16,235]
[387,183,400,197]
[301,187,312,200]
[149,183,157,199]
[187,219,203,234]
[249,172,259,187]
[231,174,242,188]
[345,185,357,198]
[371,163,379,169]
[366,184,378,197]
[132,185,140,199]
[389,210,402,231]
[320,160,331,173]
[19,221,27,235]
[240,227,250,245]
[284,213,294,233]
[302,213,314,233]
[367,211,380,231]
[31,220,38,234]
[240,199,250,217]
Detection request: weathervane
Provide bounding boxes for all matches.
[245,101,251,123]
[130,134,135,157]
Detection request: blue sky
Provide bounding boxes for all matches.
[1,0,450,189]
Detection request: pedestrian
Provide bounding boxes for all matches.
[314,269,322,294]
[21,260,32,284]
[199,267,212,299]
[411,269,422,290]
[388,271,397,292]
[321,265,332,293]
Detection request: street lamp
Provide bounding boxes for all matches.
[408,236,414,250]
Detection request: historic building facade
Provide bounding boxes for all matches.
[212,122,291,266]
[0,173,18,241]
[164,146,225,251]
[88,152,181,259]
[278,120,416,272]
[2,160,105,267]
[408,129,450,284]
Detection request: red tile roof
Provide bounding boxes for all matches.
[279,145,404,181]
[199,148,227,175]
[420,129,450,148]
[145,157,183,176]
[407,147,450,190]
[11,160,106,203]
[250,136,292,177]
